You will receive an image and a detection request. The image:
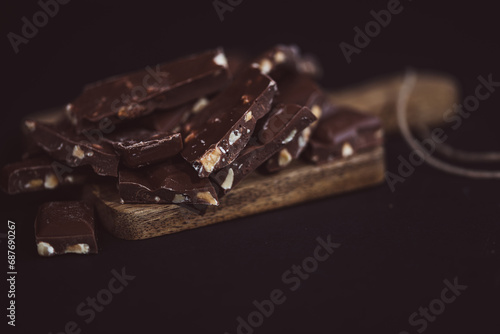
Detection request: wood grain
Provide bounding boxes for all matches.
[88,147,385,240]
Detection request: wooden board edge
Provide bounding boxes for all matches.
[87,147,385,240]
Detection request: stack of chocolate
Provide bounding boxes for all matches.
[1,45,383,256]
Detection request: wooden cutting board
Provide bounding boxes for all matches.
[84,72,458,240]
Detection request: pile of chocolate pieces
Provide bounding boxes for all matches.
[1,45,382,257]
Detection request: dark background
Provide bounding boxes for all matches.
[1,0,499,333]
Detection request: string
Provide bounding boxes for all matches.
[396,69,500,179]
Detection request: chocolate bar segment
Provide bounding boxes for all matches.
[67,49,231,132]
[305,107,383,164]
[182,67,277,177]
[103,129,182,168]
[119,158,219,205]
[35,201,98,256]
[144,97,211,134]
[264,74,327,172]
[24,118,120,177]
[211,104,316,196]
[1,156,87,194]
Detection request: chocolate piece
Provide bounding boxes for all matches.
[252,45,322,81]
[35,201,98,256]
[119,158,219,205]
[144,97,211,134]
[1,156,87,194]
[67,49,231,132]
[305,107,383,164]
[103,128,182,168]
[264,74,327,172]
[182,67,277,177]
[211,104,316,196]
[24,118,120,177]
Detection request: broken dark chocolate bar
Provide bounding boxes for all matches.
[264,74,327,172]
[35,201,98,256]
[305,107,383,164]
[211,104,316,196]
[103,128,182,168]
[119,158,219,205]
[24,118,120,177]
[67,49,231,132]
[182,67,277,177]
[1,156,87,194]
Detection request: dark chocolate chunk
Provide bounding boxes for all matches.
[211,104,316,196]
[67,49,231,132]
[35,201,98,256]
[264,74,327,172]
[103,128,183,168]
[24,118,120,177]
[144,97,211,134]
[305,107,383,164]
[1,156,88,194]
[182,67,277,177]
[119,158,219,205]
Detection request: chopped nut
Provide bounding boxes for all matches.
[64,243,90,254]
[342,142,354,158]
[200,147,221,173]
[298,134,306,149]
[72,145,85,159]
[37,242,55,256]
[229,130,241,145]
[278,149,292,167]
[196,191,218,205]
[24,120,36,132]
[172,194,187,204]
[154,196,161,203]
[245,111,253,122]
[117,106,130,118]
[298,128,311,149]
[44,173,59,189]
[213,52,228,68]
[311,105,322,119]
[274,51,286,63]
[282,129,297,144]
[26,179,43,189]
[86,151,94,157]
[185,132,196,142]
[302,127,311,141]
[259,59,272,75]
[221,168,234,190]
[64,175,74,183]
[192,97,209,113]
